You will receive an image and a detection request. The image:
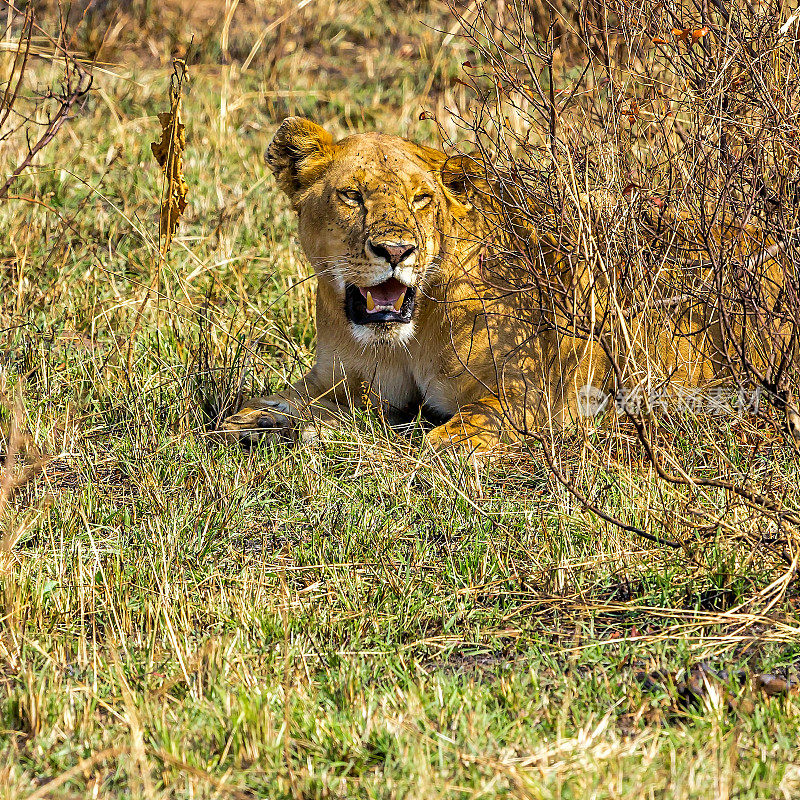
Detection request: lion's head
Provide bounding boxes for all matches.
[267,117,477,346]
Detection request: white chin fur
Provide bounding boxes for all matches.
[350,321,416,348]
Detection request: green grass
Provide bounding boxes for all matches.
[1,2,800,797]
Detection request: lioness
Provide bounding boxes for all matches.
[222,117,789,450]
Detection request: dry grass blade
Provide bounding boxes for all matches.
[0,379,50,555]
[23,747,127,800]
[146,749,254,799]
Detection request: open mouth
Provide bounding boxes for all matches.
[345,277,415,325]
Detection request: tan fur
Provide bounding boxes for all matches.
[222,117,782,451]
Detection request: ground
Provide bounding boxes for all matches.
[0,1,799,797]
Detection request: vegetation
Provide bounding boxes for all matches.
[1,0,798,797]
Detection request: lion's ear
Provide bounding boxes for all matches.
[440,154,486,206]
[267,117,335,199]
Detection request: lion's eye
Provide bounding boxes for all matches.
[413,193,433,210]
[338,189,363,205]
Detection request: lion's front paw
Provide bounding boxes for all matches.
[425,424,458,451]
[221,400,296,446]
[426,423,494,454]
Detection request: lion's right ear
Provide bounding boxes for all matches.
[440,154,487,206]
[267,117,335,199]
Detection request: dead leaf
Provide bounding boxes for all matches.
[755,674,797,697]
[151,98,188,252]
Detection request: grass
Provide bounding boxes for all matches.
[1,1,800,797]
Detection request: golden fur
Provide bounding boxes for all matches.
[222,117,788,450]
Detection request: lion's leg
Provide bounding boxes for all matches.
[426,395,511,452]
[426,357,610,454]
[221,368,346,446]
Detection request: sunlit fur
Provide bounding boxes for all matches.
[220,117,591,448]
[222,117,784,451]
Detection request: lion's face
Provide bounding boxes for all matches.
[267,118,470,346]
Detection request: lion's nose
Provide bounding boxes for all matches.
[366,240,416,268]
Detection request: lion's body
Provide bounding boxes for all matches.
[222,118,790,450]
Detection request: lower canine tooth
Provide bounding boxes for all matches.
[392,290,406,312]
[366,291,375,311]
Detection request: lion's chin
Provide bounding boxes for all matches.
[348,319,417,349]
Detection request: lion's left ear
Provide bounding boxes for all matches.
[267,117,335,201]
[440,154,487,206]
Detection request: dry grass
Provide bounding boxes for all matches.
[0,0,799,797]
